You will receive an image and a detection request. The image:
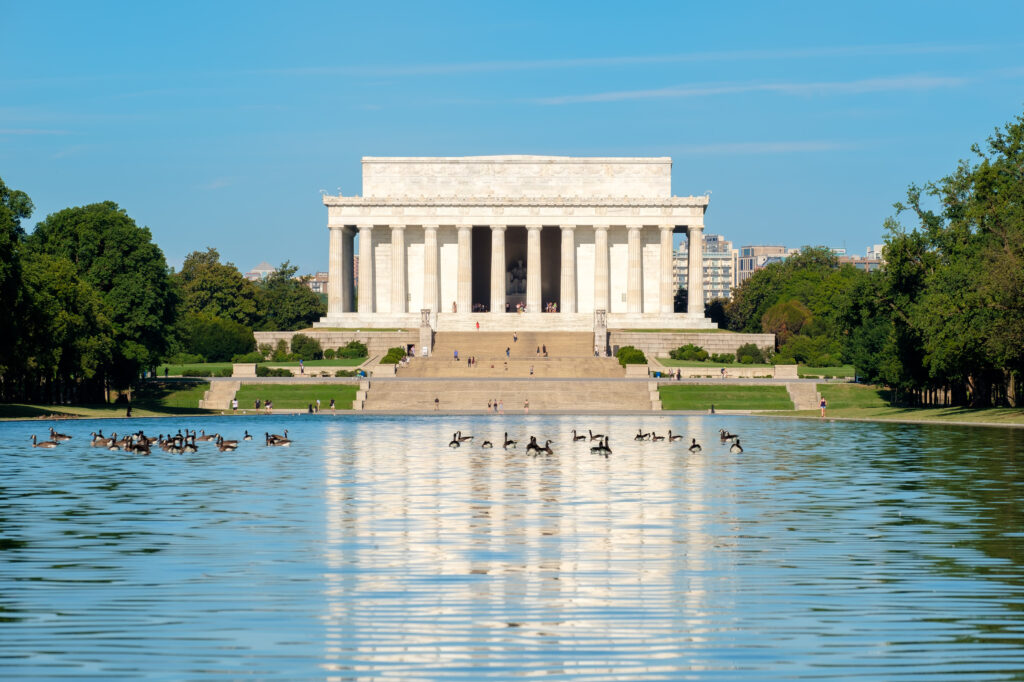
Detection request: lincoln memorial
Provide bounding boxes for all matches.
[316,155,717,331]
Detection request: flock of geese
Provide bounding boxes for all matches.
[30,427,294,453]
[447,427,743,457]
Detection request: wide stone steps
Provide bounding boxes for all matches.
[785,382,821,410]
[362,379,654,412]
[432,331,595,359]
[199,380,240,410]
[399,357,623,378]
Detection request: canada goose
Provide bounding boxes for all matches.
[503,432,518,449]
[526,436,540,454]
[634,429,651,441]
[651,432,665,442]
[49,427,72,441]
[217,435,239,449]
[589,429,604,441]
[269,436,292,447]
[243,431,253,441]
[182,436,198,453]
[481,440,493,448]
[668,430,682,442]
[448,436,461,448]
[196,430,217,442]
[538,440,554,455]
[91,432,114,447]
[90,430,104,444]
[456,430,473,442]
[128,439,151,455]
[30,434,59,448]
[571,429,586,442]
[730,438,743,454]
[719,428,738,441]
[268,430,288,442]
[688,438,702,453]
[590,437,611,456]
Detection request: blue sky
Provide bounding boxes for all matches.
[3,1,1023,273]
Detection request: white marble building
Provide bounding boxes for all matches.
[316,156,716,331]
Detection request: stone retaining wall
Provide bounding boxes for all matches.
[608,331,775,357]
[254,330,419,355]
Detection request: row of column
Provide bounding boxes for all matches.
[329,224,704,316]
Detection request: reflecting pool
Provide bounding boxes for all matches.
[1,414,1023,679]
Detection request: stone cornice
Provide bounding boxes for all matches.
[323,195,709,208]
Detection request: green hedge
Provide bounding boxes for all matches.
[380,347,406,364]
[615,345,647,366]
[256,366,293,377]
[182,367,233,377]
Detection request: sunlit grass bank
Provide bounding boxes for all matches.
[234,385,358,410]
[659,385,794,411]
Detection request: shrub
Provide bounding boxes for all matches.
[183,313,256,362]
[323,348,336,360]
[290,333,323,360]
[735,343,766,364]
[761,299,813,346]
[256,366,293,377]
[337,340,368,358]
[380,347,406,364]
[183,368,212,377]
[232,351,264,363]
[615,345,647,366]
[257,343,273,359]
[335,369,358,377]
[272,339,290,362]
[168,351,204,364]
[711,352,734,364]
[669,343,709,362]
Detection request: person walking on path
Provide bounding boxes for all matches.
[820,396,827,417]
[542,344,547,357]
[513,331,518,343]
[232,398,238,412]
[434,396,440,411]
[454,349,459,361]
[493,399,499,414]
[498,399,504,415]
[476,320,480,331]
[316,398,321,413]
[529,364,534,376]
[300,358,304,374]
[523,398,529,414]
[488,399,493,411]
[330,398,335,413]
[721,367,726,379]
[506,347,510,358]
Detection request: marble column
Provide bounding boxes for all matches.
[341,226,355,312]
[327,226,343,315]
[594,225,610,314]
[687,225,704,317]
[559,224,576,313]
[357,225,374,314]
[490,225,506,314]
[627,225,643,313]
[423,225,439,317]
[457,225,472,314]
[526,225,542,313]
[390,224,406,314]
[659,225,674,315]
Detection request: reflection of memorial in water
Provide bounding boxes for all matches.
[320,416,714,676]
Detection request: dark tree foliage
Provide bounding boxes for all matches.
[28,202,177,390]
[176,247,260,326]
[0,177,32,372]
[254,262,326,331]
[289,333,323,360]
[183,312,256,362]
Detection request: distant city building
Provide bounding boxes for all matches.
[838,255,882,272]
[244,261,276,281]
[736,245,796,285]
[866,243,885,261]
[674,233,736,303]
[304,271,329,294]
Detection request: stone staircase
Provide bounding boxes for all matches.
[785,382,821,410]
[406,331,621,379]
[199,380,240,410]
[362,379,654,412]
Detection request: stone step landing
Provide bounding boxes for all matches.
[362,379,654,412]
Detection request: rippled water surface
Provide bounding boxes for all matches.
[2,414,1023,680]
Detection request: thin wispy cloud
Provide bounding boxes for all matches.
[537,74,969,104]
[247,43,987,78]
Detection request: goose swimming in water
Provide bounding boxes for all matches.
[456,431,473,442]
[526,436,540,454]
[719,428,738,442]
[481,440,493,448]
[590,436,611,456]
[667,430,682,442]
[730,438,743,454]
[266,433,291,447]
[571,429,586,442]
[30,434,59,448]
[243,431,253,441]
[589,429,604,441]
[196,429,217,442]
[449,434,461,448]
[503,432,518,449]
[634,429,651,441]
[49,427,72,442]
[688,438,702,453]
[268,430,288,443]
[537,440,554,455]
[651,432,665,442]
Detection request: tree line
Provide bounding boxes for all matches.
[715,111,1024,407]
[0,188,325,403]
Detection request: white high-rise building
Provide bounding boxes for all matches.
[673,233,736,303]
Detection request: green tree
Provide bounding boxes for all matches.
[760,299,812,346]
[176,247,259,325]
[254,261,326,331]
[289,333,323,360]
[182,312,256,362]
[0,178,33,373]
[27,202,177,390]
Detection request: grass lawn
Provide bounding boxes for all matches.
[234,384,359,410]
[268,358,366,367]
[157,358,367,375]
[660,385,794,411]
[0,380,214,420]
